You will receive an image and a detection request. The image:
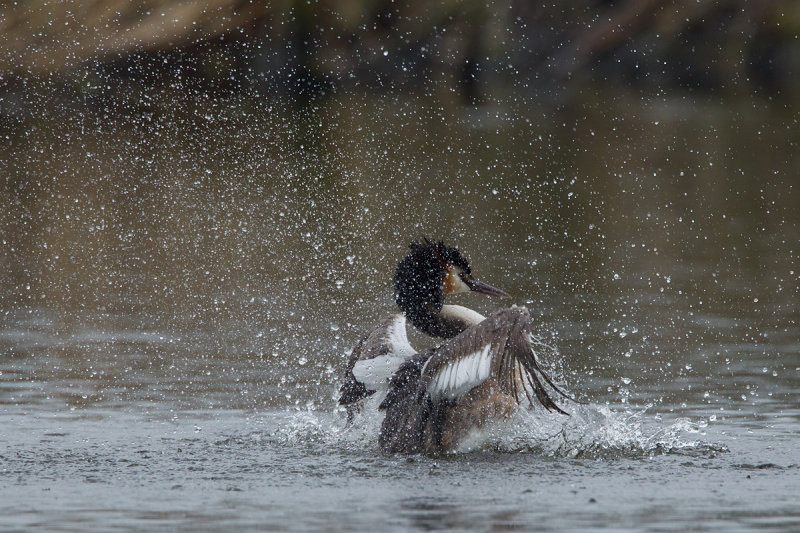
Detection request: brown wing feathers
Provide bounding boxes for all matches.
[414,307,569,413]
[375,307,569,453]
[502,309,570,415]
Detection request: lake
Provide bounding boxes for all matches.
[1,88,799,530]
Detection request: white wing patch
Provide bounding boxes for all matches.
[428,344,493,399]
[352,354,408,391]
[353,314,417,391]
[352,315,415,391]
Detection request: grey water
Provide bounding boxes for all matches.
[1,91,799,531]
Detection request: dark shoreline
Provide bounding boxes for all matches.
[2,0,799,112]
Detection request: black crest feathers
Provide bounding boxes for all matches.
[393,239,470,334]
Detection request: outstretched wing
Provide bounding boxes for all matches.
[378,307,570,453]
[338,314,416,406]
[417,307,568,414]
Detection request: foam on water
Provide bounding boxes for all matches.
[263,396,725,460]
[265,333,725,458]
[269,395,386,451]
[464,403,726,458]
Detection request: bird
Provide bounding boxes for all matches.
[338,239,569,454]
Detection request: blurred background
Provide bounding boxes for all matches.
[0,0,798,411]
[1,3,799,529]
[2,0,800,102]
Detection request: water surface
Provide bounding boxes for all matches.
[1,90,799,530]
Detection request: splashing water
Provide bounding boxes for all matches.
[266,396,723,459]
[471,403,725,458]
[266,331,724,458]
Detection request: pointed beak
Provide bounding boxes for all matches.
[464,276,511,299]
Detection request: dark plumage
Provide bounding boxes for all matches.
[339,239,569,454]
[393,239,472,338]
[378,307,568,454]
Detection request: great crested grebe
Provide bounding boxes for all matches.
[339,239,569,454]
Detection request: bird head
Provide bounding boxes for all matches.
[393,239,509,322]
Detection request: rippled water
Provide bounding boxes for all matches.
[1,91,799,530]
